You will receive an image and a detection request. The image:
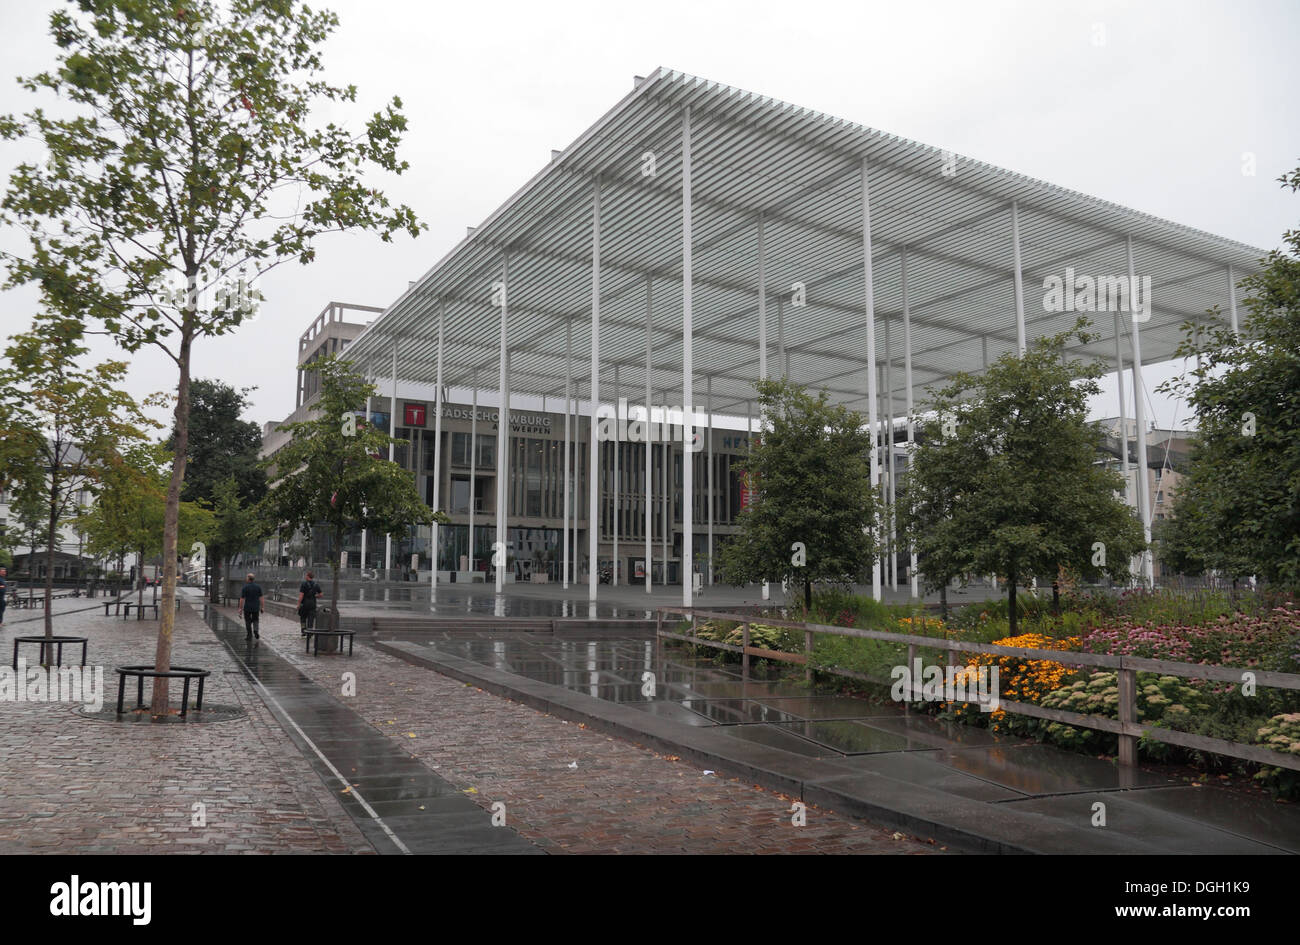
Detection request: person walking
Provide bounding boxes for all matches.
[297,569,323,635]
[0,566,8,627]
[239,572,264,640]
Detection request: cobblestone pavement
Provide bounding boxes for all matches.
[239,603,946,854]
[0,595,371,854]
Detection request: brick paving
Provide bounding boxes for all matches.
[0,595,371,854]
[242,603,946,854]
[0,592,944,854]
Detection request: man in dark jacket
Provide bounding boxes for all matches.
[239,572,264,640]
[297,570,322,634]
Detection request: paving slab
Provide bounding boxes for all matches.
[1000,791,1285,853]
[201,606,541,855]
[375,633,1300,854]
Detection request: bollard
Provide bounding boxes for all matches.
[1117,665,1137,766]
[907,643,917,709]
[742,622,750,678]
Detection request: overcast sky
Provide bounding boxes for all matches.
[1,0,1297,436]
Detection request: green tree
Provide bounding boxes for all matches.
[7,488,49,604]
[170,379,266,508]
[0,318,156,644]
[1160,163,1300,585]
[205,475,267,604]
[0,2,421,711]
[900,414,973,620]
[261,356,442,630]
[78,450,151,601]
[79,442,214,613]
[903,324,1144,634]
[716,378,880,609]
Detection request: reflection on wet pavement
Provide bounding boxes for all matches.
[399,632,922,760]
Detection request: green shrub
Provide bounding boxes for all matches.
[1253,713,1300,799]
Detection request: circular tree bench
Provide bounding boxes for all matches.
[303,629,355,656]
[11,635,88,669]
[115,666,210,718]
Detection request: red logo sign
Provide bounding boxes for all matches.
[403,403,426,427]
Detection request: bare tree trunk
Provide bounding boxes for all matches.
[940,584,948,622]
[330,527,342,631]
[1008,574,1018,637]
[150,326,193,714]
[43,474,58,651]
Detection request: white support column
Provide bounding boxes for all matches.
[1126,237,1153,585]
[777,298,786,376]
[1113,312,1138,579]
[1011,199,1027,356]
[361,372,371,572]
[661,389,669,584]
[1112,312,1131,501]
[386,339,397,577]
[562,319,572,589]
[612,364,620,586]
[1227,264,1239,336]
[588,177,601,603]
[681,106,695,609]
[495,256,510,594]
[884,318,897,591]
[901,249,918,599]
[861,157,881,602]
[757,213,768,381]
[706,376,714,586]
[757,211,770,602]
[430,300,445,593]
[469,374,477,573]
[645,276,653,594]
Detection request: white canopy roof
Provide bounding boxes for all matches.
[346,67,1264,416]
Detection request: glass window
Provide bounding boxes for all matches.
[476,434,495,467]
[452,432,470,465]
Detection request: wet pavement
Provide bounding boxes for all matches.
[254,576,1006,621]
[201,606,540,855]
[381,632,1300,854]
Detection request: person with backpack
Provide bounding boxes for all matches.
[297,569,323,634]
[239,572,264,640]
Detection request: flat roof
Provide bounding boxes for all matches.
[345,67,1264,416]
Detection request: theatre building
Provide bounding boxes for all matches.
[261,302,760,586]
[266,69,1259,607]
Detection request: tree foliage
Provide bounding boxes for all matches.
[0,317,157,640]
[170,378,266,507]
[0,0,421,710]
[1159,163,1300,585]
[716,378,880,608]
[260,355,441,629]
[902,323,1144,633]
[205,474,267,602]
